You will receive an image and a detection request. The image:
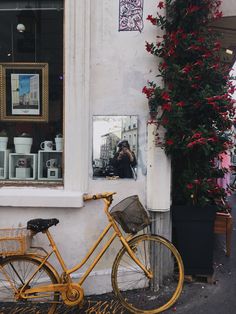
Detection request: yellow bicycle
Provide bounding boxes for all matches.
[0,192,184,313]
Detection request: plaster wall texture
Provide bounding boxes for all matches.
[0,1,163,295]
[89,0,161,271]
[221,0,236,16]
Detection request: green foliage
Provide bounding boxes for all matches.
[144,0,235,210]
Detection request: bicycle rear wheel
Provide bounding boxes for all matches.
[0,255,60,314]
[112,234,184,313]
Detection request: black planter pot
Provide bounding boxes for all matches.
[172,205,216,276]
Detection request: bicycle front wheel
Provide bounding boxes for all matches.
[112,234,184,314]
[0,255,60,314]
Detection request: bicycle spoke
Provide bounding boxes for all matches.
[112,234,184,313]
[0,256,59,313]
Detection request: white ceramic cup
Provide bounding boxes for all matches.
[46,158,57,168]
[40,141,53,151]
[55,137,63,152]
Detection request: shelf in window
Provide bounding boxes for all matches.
[0,150,11,180]
[38,150,63,181]
[9,153,38,180]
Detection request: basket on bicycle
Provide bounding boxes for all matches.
[0,228,32,257]
[110,195,150,234]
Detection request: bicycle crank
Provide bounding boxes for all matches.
[62,283,84,306]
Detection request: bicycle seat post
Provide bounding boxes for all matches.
[104,197,124,239]
[45,229,68,272]
[103,196,112,213]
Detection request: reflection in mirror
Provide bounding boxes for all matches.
[93,116,138,179]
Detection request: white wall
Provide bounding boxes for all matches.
[221,0,236,16]
[88,0,160,281]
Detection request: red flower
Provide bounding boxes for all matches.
[167,46,175,56]
[197,139,204,145]
[214,10,223,19]
[162,103,172,111]
[186,183,194,189]
[213,41,221,50]
[207,178,214,183]
[187,142,194,148]
[187,137,207,148]
[195,138,207,145]
[210,63,220,70]
[161,91,171,101]
[157,1,165,9]
[194,60,204,66]
[182,65,192,74]
[194,75,201,81]
[170,34,179,46]
[186,5,200,15]
[166,139,174,145]
[197,37,205,43]
[228,86,236,94]
[146,15,157,25]
[202,51,212,58]
[176,101,185,107]
[190,31,197,37]
[187,44,202,51]
[208,137,217,143]
[192,132,202,139]
[145,42,153,53]
[159,61,168,70]
[142,86,155,99]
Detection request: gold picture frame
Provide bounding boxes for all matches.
[0,63,48,122]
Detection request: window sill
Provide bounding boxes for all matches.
[0,187,83,208]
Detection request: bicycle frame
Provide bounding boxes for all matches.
[12,192,152,301]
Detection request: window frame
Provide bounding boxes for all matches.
[0,0,90,208]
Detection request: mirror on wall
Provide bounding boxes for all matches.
[92,116,138,179]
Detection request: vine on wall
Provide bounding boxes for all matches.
[143,0,235,210]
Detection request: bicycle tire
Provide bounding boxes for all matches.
[112,234,184,313]
[0,255,60,314]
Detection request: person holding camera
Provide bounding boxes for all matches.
[112,140,137,178]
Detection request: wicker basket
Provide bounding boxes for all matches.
[110,195,150,234]
[0,228,32,256]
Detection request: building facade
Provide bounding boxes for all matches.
[0,0,235,295]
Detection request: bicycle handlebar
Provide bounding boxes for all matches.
[83,192,116,201]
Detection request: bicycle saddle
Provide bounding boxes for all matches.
[27,218,59,233]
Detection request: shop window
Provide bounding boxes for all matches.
[0,0,64,184]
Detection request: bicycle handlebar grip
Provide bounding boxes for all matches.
[83,192,116,201]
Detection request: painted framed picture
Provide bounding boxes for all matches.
[0,63,48,122]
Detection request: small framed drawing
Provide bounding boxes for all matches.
[0,63,48,122]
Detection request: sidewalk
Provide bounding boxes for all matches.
[0,194,235,314]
